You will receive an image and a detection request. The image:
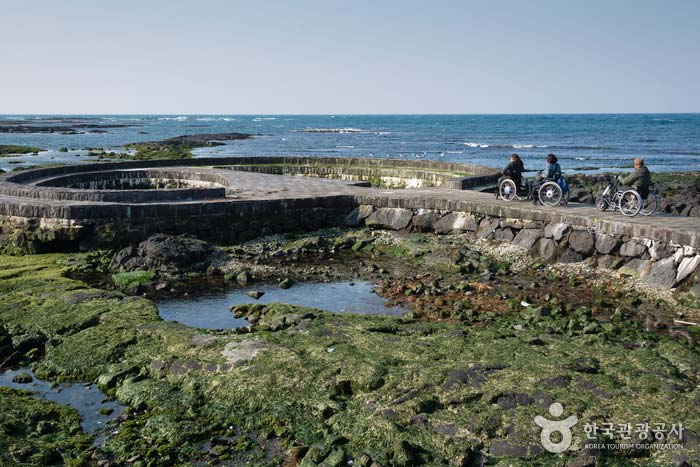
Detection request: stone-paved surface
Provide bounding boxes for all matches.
[1,164,699,249]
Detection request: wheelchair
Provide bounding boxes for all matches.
[595,179,643,217]
[498,171,568,207]
[496,175,532,201]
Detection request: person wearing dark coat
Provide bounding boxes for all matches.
[619,158,652,199]
[503,153,525,191]
[544,153,562,180]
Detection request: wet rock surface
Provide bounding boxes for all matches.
[110,233,217,273]
[1,229,700,466]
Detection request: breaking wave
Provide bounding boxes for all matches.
[299,128,365,133]
[464,142,549,149]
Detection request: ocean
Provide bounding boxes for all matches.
[1,114,699,174]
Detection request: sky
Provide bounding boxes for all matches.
[0,0,698,114]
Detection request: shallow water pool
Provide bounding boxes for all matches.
[0,367,123,435]
[157,280,405,329]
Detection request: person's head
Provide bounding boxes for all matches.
[510,153,521,163]
[547,154,558,164]
[634,158,645,168]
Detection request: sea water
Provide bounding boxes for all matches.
[1,113,699,174]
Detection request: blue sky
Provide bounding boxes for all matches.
[1,0,698,114]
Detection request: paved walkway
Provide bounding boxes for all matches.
[2,167,699,248]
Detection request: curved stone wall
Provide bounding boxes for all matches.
[213,156,499,189]
[217,165,468,189]
[2,156,500,191]
[2,155,698,293]
[0,156,499,207]
[36,169,228,190]
[0,169,227,203]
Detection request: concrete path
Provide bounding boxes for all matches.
[2,167,699,248]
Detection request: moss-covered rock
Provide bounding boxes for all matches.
[0,387,92,466]
[0,145,45,156]
[1,236,699,465]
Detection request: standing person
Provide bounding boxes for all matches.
[618,157,651,199]
[544,154,561,180]
[503,153,526,191]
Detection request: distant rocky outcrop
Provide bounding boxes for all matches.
[156,133,252,145]
[122,133,253,160]
[0,120,136,134]
[0,145,45,156]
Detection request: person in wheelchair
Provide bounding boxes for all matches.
[502,153,526,193]
[532,154,568,205]
[544,153,562,180]
[533,154,562,186]
[618,157,651,200]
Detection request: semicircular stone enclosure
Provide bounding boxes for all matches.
[1,156,699,290]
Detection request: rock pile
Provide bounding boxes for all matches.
[351,205,700,290]
[110,233,217,273]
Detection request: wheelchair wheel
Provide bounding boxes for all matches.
[498,179,517,201]
[639,191,658,216]
[618,190,642,217]
[538,181,563,206]
[595,194,608,211]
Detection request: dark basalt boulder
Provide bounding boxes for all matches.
[568,186,595,204]
[111,233,216,273]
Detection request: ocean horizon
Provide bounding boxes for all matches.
[2,113,699,174]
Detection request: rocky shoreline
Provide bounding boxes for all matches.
[347,205,700,304]
[2,228,699,466]
[0,157,698,466]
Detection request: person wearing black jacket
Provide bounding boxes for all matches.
[503,153,525,191]
[618,158,652,199]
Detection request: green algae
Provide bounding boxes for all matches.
[121,143,193,160]
[0,387,92,466]
[0,145,45,157]
[1,239,700,465]
[112,270,156,289]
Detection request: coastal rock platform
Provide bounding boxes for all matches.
[1,157,699,288]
